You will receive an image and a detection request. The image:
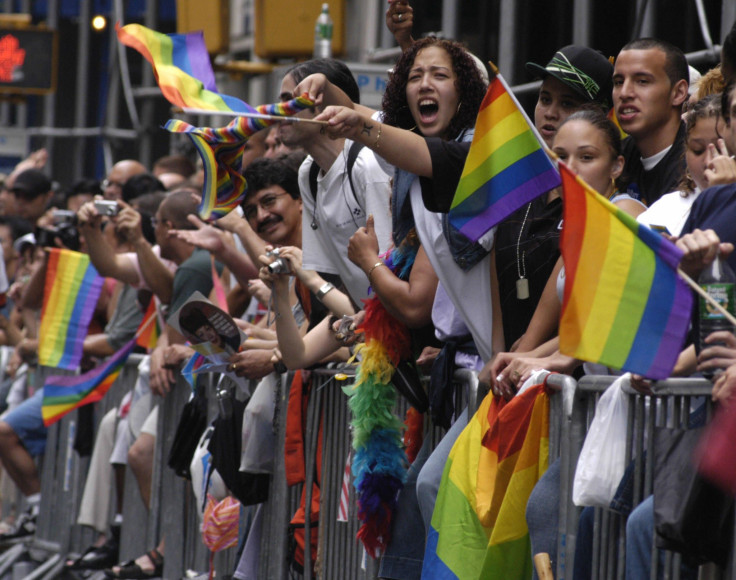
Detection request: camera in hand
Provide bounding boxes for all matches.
[52,210,77,227]
[266,248,291,274]
[94,200,120,216]
[37,222,81,251]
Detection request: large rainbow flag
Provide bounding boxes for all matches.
[164,94,312,220]
[41,337,136,426]
[38,249,104,370]
[422,383,550,579]
[448,71,560,242]
[559,164,692,379]
[116,23,252,113]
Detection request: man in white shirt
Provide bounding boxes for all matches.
[279,59,392,307]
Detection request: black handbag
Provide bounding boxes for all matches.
[166,384,208,479]
[208,396,270,506]
[392,359,428,413]
[653,426,734,567]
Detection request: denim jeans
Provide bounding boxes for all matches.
[378,435,433,580]
[526,458,561,579]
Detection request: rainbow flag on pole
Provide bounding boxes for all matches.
[116,23,252,113]
[164,95,313,220]
[559,164,692,379]
[135,297,161,351]
[448,70,561,242]
[41,337,136,426]
[41,298,159,426]
[117,23,314,220]
[422,383,549,579]
[38,249,104,370]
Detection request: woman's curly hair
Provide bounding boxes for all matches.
[381,37,487,140]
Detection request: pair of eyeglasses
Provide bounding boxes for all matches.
[243,192,289,221]
[102,179,124,189]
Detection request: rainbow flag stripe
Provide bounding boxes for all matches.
[165,95,313,221]
[135,297,160,351]
[116,23,253,113]
[448,73,560,242]
[38,249,104,370]
[42,337,136,426]
[422,384,549,579]
[607,107,628,139]
[559,164,692,379]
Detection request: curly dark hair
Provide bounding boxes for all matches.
[381,37,487,140]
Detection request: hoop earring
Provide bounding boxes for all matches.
[456,101,462,114]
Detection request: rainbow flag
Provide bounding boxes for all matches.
[559,164,692,379]
[116,23,253,113]
[422,383,550,579]
[607,107,628,139]
[181,352,207,389]
[41,337,136,426]
[135,297,161,351]
[448,72,561,242]
[38,249,104,370]
[164,94,313,220]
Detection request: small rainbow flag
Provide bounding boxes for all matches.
[181,352,207,389]
[38,249,104,370]
[559,164,692,379]
[164,94,313,220]
[448,71,561,242]
[42,337,136,426]
[135,297,161,351]
[116,23,253,113]
[607,107,628,139]
[41,296,160,426]
[422,383,549,579]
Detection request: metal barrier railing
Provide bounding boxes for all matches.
[8,358,729,579]
[0,353,144,578]
[253,366,507,580]
[562,375,723,580]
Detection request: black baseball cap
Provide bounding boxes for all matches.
[11,169,51,200]
[526,45,614,108]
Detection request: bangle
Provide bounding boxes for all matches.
[374,123,383,150]
[368,261,385,283]
[316,281,335,301]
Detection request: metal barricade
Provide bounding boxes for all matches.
[253,366,483,580]
[559,375,721,580]
[0,353,143,579]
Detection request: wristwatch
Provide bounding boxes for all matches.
[316,281,335,301]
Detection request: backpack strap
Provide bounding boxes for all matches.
[309,141,365,211]
[345,141,365,211]
[308,160,320,202]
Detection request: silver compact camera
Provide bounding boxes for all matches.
[266,248,291,274]
[94,200,120,216]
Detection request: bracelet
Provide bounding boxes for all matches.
[368,261,385,283]
[316,281,335,301]
[373,123,383,150]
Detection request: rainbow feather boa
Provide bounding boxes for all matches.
[344,234,418,556]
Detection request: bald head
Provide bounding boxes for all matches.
[103,160,146,200]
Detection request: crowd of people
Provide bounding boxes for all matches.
[0,2,734,579]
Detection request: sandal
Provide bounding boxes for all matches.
[104,548,163,579]
[66,537,119,570]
